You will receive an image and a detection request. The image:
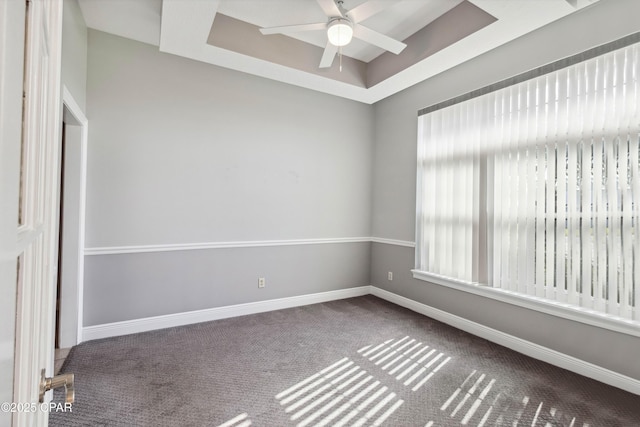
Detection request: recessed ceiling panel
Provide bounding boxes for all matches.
[208,1,495,89]
[217,0,463,63]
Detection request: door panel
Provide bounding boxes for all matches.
[11,0,64,426]
[0,0,27,425]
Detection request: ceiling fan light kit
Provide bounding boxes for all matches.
[327,18,353,47]
[259,0,407,69]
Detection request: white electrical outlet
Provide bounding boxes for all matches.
[388,271,393,281]
[258,277,266,288]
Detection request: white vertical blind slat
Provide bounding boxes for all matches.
[457,104,468,280]
[486,93,496,286]
[535,78,547,298]
[569,64,584,306]
[419,116,428,271]
[516,83,529,294]
[544,75,557,300]
[603,53,621,315]
[446,105,456,277]
[445,107,454,276]
[620,136,632,319]
[494,93,506,288]
[565,64,580,306]
[430,114,439,272]
[442,108,452,276]
[435,111,444,275]
[556,71,569,302]
[545,145,557,299]
[582,59,596,310]
[606,136,620,315]
[592,137,605,311]
[567,136,580,306]
[525,80,539,296]
[468,102,478,282]
[460,103,471,281]
[502,91,513,290]
[506,87,518,291]
[426,113,438,272]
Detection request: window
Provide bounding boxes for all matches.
[414,38,640,328]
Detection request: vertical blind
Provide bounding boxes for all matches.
[416,41,640,322]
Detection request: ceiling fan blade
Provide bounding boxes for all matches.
[348,0,389,23]
[319,42,338,68]
[260,22,327,35]
[316,0,344,17]
[353,24,407,54]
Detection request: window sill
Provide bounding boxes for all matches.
[411,270,640,337]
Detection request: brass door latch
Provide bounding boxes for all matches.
[39,369,75,404]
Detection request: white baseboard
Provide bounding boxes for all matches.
[370,286,640,396]
[81,284,639,396]
[82,286,370,342]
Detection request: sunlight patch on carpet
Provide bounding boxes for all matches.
[275,358,404,427]
[427,369,589,426]
[216,412,252,427]
[358,335,452,391]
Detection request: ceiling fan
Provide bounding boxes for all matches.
[259,0,408,69]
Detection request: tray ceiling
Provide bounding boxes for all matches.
[78,0,598,103]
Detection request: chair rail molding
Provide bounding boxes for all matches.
[85,236,415,255]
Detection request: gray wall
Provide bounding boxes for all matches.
[85,243,370,325]
[61,0,87,110]
[370,0,640,380]
[84,30,373,325]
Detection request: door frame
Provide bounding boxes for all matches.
[58,86,88,348]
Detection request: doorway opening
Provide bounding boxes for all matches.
[55,87,88,355]
[56,121,66,350]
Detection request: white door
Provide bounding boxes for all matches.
[1,0,64,426]
[0,0,28,425]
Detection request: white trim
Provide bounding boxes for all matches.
[85,237,415,255]
[412,269,640,338]
[60,86,88,347]
[370,286,640,396]
[82,286,371,341]
[370,237,416,248]
[84,237,372,255]
[82,284,640,395]
[16,224,45,255]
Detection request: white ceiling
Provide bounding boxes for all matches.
[78,0,598,104]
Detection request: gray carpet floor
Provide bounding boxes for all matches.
[50,296,640,426]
